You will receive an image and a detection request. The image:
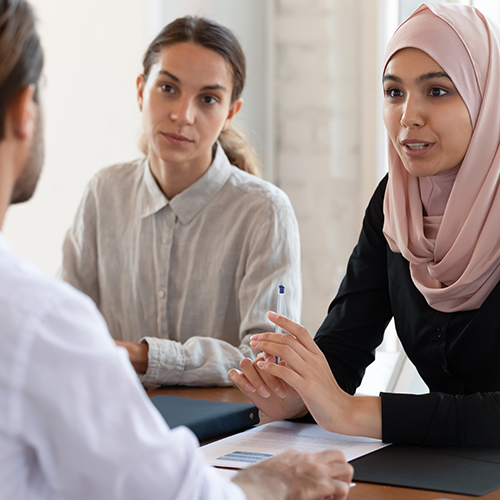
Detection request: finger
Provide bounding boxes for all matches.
[250,345,294,397]
[251,335,310,375]
[325,461,354,485]
[324,478,350,500]
[314,450,353,486]
[252,357,288,399]
[255,357,303,391]
[267,311,318,351]
[251,330,316,368]
[256,351,276,366]
[240,357,273,398]
[227,367,257,395]
[263,352,275,363]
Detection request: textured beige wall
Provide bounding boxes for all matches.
[274,0,381,333]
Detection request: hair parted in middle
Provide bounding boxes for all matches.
[139,15,260,177]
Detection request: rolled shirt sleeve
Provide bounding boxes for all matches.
[61,146,302,387]
[141,195,302,386]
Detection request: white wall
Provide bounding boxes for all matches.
[3,0,146,276]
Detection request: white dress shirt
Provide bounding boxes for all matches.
[61,145,302,386]
[0,233,245,500]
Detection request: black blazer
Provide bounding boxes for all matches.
[315,175,500,446]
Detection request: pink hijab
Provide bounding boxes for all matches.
[382,3,500,312]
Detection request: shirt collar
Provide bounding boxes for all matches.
[0,231,8,252]
[141,158,170,218]
[140,143,232,224]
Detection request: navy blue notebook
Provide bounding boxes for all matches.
[150,395,260,442]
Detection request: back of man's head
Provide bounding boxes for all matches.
[0,0,43,142]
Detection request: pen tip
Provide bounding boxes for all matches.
[278,285,285,294]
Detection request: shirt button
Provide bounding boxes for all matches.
[158,290,165,299]
[436,328,443,339]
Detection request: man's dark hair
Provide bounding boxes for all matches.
[0,0,43,141]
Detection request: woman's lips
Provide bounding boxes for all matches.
[400,140,434,157]
[162,132,193,146]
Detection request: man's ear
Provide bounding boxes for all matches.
[7,84,36,140]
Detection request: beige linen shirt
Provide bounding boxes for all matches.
[61,145,301,386]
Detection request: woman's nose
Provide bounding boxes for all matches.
[170,98,194,127]
[400,95,425,129]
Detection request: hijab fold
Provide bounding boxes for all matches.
[382,3,500,312]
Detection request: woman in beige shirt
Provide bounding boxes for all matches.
[61,16,301,387]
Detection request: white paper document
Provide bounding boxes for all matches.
[202,420,390,469]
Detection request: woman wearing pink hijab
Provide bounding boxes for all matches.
[229,3,500,446]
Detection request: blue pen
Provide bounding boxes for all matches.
[275,285,285,364]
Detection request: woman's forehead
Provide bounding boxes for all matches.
[384,48,444,77]
[152,43,232,84]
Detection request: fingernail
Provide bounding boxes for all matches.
[250,340,258,348]
[245,383,256,393]
[250,334,260,341]
[275,386,286,398]
[268,311,278,321]
[259,386,270,398]
[256,361,265,369]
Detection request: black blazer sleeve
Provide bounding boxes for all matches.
[315,175,500,446]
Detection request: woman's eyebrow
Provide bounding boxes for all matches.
[383,73,401,83]
[156,70,227,93]
[416,71,451,83]
[382,71,452,84]
[158,69,179,81]
[383,71,451,84]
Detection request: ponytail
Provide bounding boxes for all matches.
[139,17,260,176]
[218,123,261,177]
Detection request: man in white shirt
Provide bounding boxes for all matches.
[0,1,353,499]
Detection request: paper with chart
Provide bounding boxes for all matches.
[202,420,390,469]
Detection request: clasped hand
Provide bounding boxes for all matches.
[229,312,353,435]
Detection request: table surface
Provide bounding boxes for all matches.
[148,386,500,500]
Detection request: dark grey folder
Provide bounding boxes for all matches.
[150,395,259,442]
[350,444,500,496]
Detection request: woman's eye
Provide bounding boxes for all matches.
[202,95,217,105]
[384,88,403,98]
[160,84,175,93]
[429,87,447,97]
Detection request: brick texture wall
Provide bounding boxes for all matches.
[275,0,379,333]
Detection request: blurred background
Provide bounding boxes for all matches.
[6,0,500,393]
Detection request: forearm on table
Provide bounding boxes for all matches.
[128,342,149,374]
[343,395,382,439]
[115,340,149,374]
[142,335,258,386]
[300,389,382,439]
